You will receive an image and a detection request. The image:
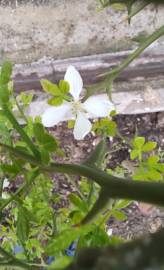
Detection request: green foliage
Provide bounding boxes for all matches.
[69,193,88,213]
[41,79,71,106]
[67,120,75,128]
[0,62,12,104]
[16,206,30,244]
[18,92,33,106]
[46,225,93,255]
[48,256,72,270]
[129,137,164,181]
[93,117,117,137]
[84,139,107,167]
[0,57,163,269]
[133,155,164,181]
[0,61,12,85]
[130,136,157,161]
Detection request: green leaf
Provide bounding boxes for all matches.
[33,123,45,142]
[110,110,117,117]
[132,32,148,44]
[33,123,58,152]
[67,120,75,128]
[40,79,60,96]
[142,141,157,152]
[112,210,127,221]
[106,120,117,137]
[19,92,33,106]
[69,210,84,224]
[147,155,159,165]
[93,118,117,137]
[46,226,92,255]
[41,134,58,152]
[1,164,20,175]
[0,122,11,145]
[48,256,72,270]
[48,96,63,106]
[59,80,70,94]
[78,226,110,248]
[0,84,9,104]
[69,194,88,213]
[16,206,30,243]
[0,61,12,84]
[155,163,164,173]
[81,187,110,225]
[84,139,107,168]
[148,169,163,181]
[114,199,131,209]
[108,235,124,245]
[133,173,147,181]
[133,137,145,149]
[90,227,111,246]
[40,147,50,165]
[111,3,125,10]
[130,149,139,160]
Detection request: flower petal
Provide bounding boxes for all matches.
[3,178,10,189]
[64,65,83,101]
[25,101,51,119]
[42,103,73,127]
[73,112,92,140]
[83,94,115,118]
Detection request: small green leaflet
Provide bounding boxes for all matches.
[16,206,30,244]
[81,187,111,225]
[40,79,71,106]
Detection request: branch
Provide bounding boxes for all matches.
[1,143,164,208]
[85,25,164,98]
[66,227,164,270]
[103,25,164,80]
[2,104,40,159]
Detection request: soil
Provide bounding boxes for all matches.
[49,111,164,240]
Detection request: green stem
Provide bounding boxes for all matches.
[85,25,164,98]
[51,212,58,236]
[0,246,37,270]
[65,174,86,201]
[87,181,95,205]
[0,175,4,198]
[45,163,164,207]
[2,104,40,159]
[116,129,131,146]
[126,1,149,22]
[103,25,164,81]
[1,142,164,208]
[14,96,29,123]
[0,245,47,269]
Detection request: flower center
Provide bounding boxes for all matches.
[71,101,86,116]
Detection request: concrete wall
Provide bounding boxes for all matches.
[0,0,164,64]
[0,1,164,115]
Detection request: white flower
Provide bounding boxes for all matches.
[2,178,10,199]
[107,228,113,236]
[42,66,114,140]
[3,178,9,189]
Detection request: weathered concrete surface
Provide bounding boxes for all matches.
[13,51,164,91]
[0,1,164,115]
[26,87,164,116]
[0,0,164,63]
[14,50,164,115]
